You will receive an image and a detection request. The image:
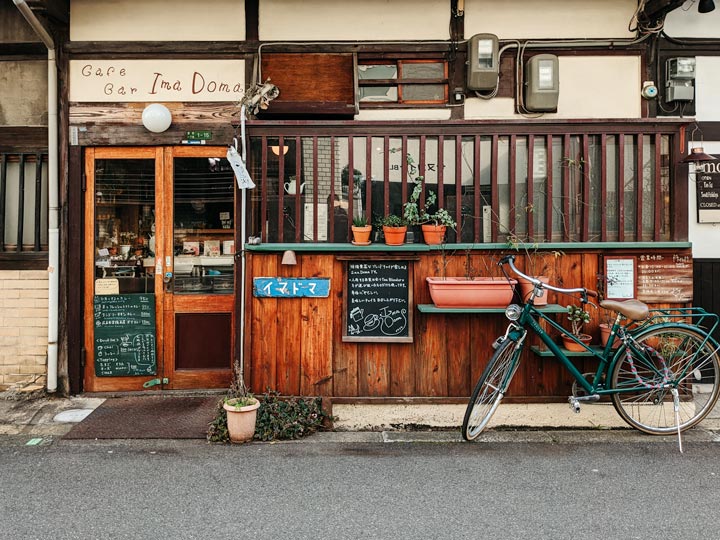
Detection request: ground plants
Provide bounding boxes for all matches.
[207,390,334,443]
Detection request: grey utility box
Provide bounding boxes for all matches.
[524,54,559,112]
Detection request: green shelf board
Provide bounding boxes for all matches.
[417,303,567,314]
[530,345,606,357]
[247,241,692,253]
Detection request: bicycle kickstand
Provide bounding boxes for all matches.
[671,387,683,454]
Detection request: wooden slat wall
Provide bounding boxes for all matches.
[246,249,691,400]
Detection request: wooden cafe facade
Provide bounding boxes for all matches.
[5,0,712,401]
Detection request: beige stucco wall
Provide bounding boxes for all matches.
[465,0,637,39]
[0,61,47,126]
[465,55,642,119]
[70,0,245,41]
[259,0,450,40]
[0,271,48,391]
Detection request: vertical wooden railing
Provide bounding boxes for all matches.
[247,121,684,245]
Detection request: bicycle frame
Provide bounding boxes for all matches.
[512,303,611,396]
[499,255,720,398]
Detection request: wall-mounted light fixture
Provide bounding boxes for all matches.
[666,57,696,102]
[271,144,289,156]
[141,104,172,133]
[281,250,297,265]
[681,125,716,165]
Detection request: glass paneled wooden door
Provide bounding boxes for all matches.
[83,147,235,392]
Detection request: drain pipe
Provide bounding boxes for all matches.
[13,0,59,393]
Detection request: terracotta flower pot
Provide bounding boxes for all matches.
[516,276,550,306]
[351,225,372,245]
[599,323,620,348]
[383,225,407,246]
[562,333,592,352]
[426,277,517,308]
[421,224,447,245]
[223,398,260,443]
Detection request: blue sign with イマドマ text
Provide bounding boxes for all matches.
[253,277,331,298]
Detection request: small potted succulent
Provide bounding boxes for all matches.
[351,215,372,245]
[563,304,592,351]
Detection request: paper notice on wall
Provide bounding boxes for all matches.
[95,278,120,295]
[227,146,255,189]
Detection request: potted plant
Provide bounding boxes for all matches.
[563,304,592,351]
[220,360,259,443]
[377,214,407,246]
[596,273,620,348]
[426,251,517,308]
[403,178,456,245]
[351,215,372,245]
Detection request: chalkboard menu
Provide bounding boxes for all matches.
[636,252,693,303]
[696,159,720,223]
[343,260,413,343]
[94,294,157,377]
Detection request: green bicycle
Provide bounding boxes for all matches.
[462,255,720,450]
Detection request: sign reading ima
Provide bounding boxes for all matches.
[69,60,245,102]
[696,157,720,223]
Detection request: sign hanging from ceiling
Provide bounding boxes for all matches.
[69,59,245,102]
[696,157,720,223]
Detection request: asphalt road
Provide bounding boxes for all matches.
[1,436,719,540]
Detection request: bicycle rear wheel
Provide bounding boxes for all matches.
[610,326,720,435]
[462,339,522,441]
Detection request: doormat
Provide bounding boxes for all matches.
[63,396,221,439]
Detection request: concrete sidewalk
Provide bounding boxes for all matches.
[2,391,720,444]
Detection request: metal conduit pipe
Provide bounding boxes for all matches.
[13,0,59,393]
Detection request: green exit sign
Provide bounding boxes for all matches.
[185,130,212,140]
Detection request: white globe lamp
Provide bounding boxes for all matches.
[141,104,172,133]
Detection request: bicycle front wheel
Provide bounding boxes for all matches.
[610,326,720,435]
[462,339,522,441]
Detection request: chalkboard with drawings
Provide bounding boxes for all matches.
[93,294,157,377]
[343,260,413,343]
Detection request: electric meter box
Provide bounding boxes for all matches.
[524,54,559,112]
[467,34,499,91]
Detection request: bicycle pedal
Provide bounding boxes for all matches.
[568,398,581,414]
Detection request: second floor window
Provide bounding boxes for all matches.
[358,59,448,106]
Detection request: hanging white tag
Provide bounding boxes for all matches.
[227,146,255,189]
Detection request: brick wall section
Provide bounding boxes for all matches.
[0,270,48,390]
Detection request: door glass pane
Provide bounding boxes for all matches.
[173,157,235,295]
[94,159,155,294]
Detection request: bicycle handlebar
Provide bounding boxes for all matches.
[499,254,598,301]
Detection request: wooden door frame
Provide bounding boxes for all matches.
[161,146,235,389]
[83,147,165,392]
[83,146,234,392]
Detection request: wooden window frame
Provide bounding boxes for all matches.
[358,58,449,107]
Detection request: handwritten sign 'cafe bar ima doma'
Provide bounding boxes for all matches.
[69,60,245,102]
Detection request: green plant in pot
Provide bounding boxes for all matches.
[563,304,592,351]
[217,366,260,443]
[351,215,372,245]
[377,213,407,246]
[403,178,456,245]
